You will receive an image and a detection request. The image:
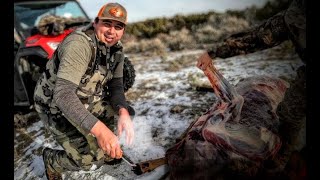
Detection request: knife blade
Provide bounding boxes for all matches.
[122,156,137,167]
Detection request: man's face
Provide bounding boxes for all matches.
[94,19,125,46]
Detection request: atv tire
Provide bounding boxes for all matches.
[123,57,135,92]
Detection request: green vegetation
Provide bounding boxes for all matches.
[122,0,293,54]
[126,12,217,39]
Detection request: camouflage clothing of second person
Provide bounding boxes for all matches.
[37,15,88,36]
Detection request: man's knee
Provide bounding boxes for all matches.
[59,133,105,168]
[65,149,105,170]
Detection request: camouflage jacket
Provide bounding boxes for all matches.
[207,0,306,63]
[34,24,126,116]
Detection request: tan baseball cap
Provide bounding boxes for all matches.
[97,3,127,25]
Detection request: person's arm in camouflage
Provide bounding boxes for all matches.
[197,11,290,70]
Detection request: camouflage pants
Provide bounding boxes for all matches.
[276,65,306,154]
[39,101,118,174]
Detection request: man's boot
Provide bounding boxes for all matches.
[43,147,62,180]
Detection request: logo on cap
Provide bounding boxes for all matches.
[109,7,124,18]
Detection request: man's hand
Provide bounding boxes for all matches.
[197,52,213,70]
[117,108,134,145]
[90,121,123,159]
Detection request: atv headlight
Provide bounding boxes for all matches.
[47,42,60,50]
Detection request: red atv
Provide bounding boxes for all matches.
[14,0,135,110]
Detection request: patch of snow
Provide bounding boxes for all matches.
[14,47,301,179]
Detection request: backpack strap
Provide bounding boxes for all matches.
[46,25,97,78]
[72,29,97,75]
